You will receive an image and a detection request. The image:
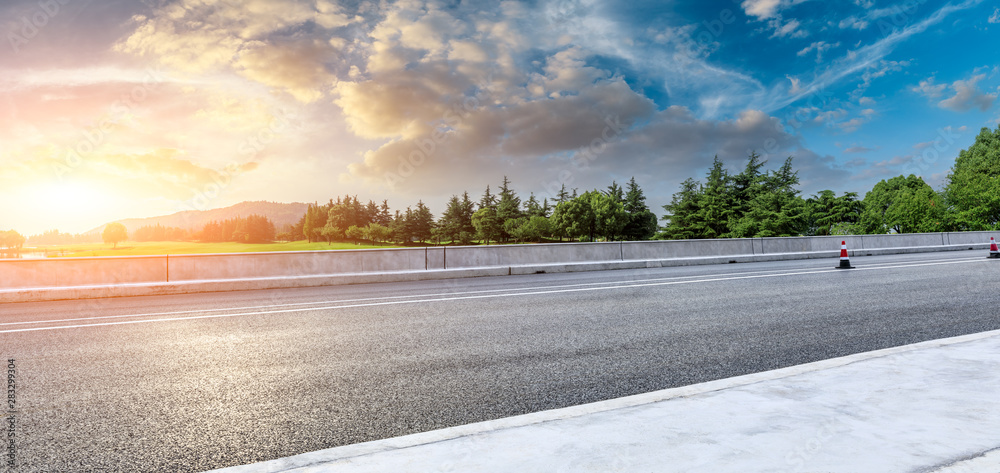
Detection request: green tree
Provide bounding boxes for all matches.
[505,216,551,242]
[859,175,945,234]
[805,190,862,236]
[606,181,624,203]
[554,183,570,205]
[303,202,329,243]
[320,221,343,243]
[363,222,392,246]
[622,177,657,240]
[551,194,597,241]
[346,225,366,244]
[390,210,408,243]
[496,176,522,242]
[411,201,435,243]
[438,194,474,243]
[697,156,732,238]
[728,151,766,220]
[524,193,548,218]
[472,206,503,244]
[727,157,807,237]
[944,125,1000,230]
[102,222,128,248]
[590,190,628,241]
[479,184,497,209]
[376,200,393,226]
[659,178,703,240]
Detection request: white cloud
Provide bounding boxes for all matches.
[938,74,997,112]
[913,74,997,112]
[741,0,813,20]
[769,18,809,38]
[911,77,947,98]
[797,41,840,62]
[860,60,909,88]
[990,8,1000,23]
[740,0,813,39]
[115,0,359,102]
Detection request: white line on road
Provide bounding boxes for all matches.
[1,257,987,334]
[2,255,983,328]
[0,260,934,328]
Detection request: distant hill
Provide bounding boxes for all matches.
[86,201,309,235]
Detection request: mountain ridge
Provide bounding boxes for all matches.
[85,201,309,234]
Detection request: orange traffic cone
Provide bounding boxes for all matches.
[836,240,855,269]
[989,237,999,259]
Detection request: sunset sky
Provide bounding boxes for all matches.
[2,0,999,235]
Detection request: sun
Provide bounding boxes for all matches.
[17,179,119,233]
[32,181,109,210]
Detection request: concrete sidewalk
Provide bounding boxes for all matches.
[209,330,1000,473]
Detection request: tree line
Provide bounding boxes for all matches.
[197,214,277,243]
[133,224,190,242]
[659,125,1000,238]
[293,176,658,246]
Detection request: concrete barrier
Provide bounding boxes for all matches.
[441,242,621,269]
[944,231,996,246]
[167,248,433,282]
[621,239,755,260]
[0,255,166,290]
[1,231,996,302]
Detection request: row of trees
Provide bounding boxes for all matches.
[133,224,190,242]
[464,177,657,244]
[0,230,26,250]
[298,176,659,246]
[659,125,1000,238]
[27,229,101,245]
[197,214,277,243]
[660,154,848,238]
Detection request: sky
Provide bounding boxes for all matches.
[1,0,999,235]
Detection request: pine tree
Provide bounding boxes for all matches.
[555,184,570,205]
[459,191,477,243]
[660,178,703,239]
[496,176,522,242]
[439,195,465,243]
[524,193,544,218]
[697,156,731,238]
[622,177,657,240]
[377,200,393,226]
[479,185,497,210]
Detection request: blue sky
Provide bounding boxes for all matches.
[1,0,999,234]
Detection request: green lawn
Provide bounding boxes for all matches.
[28,240,410,257]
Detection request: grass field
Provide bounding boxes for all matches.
[24,240,411,257]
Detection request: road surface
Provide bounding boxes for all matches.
[2,251,999,472]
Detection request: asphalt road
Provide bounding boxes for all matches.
[2,251,999,472]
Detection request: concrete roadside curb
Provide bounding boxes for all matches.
[205,328,1000,473]
[929,448,1000,473]
[1,244,990,304]
[928,449,1000,473]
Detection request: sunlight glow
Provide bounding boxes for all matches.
[18,180,118,233]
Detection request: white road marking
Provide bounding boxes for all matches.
[0,262,911,328]
[1,257,987,334]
